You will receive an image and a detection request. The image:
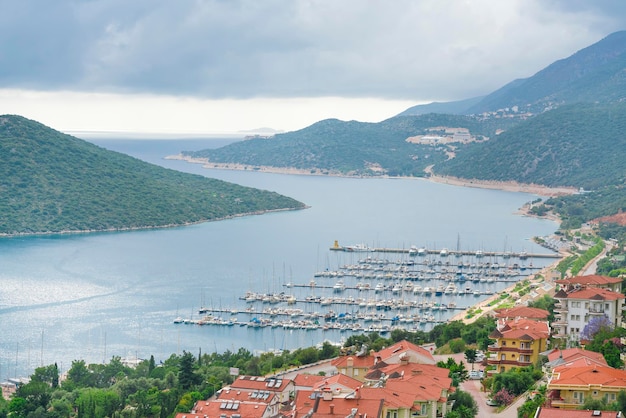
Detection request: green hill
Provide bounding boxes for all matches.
[434,102,626,190]
[184,114,517,177]
[0,115,305,236]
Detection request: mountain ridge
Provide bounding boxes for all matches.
[0,115,305,236]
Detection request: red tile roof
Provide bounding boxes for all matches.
[546,348,607,365]
[556,275,622,286]
[293,374,326,388]
[217,388,275,404]
[292,389,383,418]
[372,340,435,364]
[492,318,550,340]
[563,287,625,301]
[230,375,292,392]
[550,364,626,388]
[493,306,549,319]
[331,355,376,369]
[181,398,271,418]
[312,374,362,392]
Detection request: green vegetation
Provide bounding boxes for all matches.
[436,102,626,190]
[543,185,626,229]
[570,238,605,276]
[0,341,343,418]
[184,114,517,177]
[0,115,305,236]
[446,390,478,418]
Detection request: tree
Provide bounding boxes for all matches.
[178,351,199,390]
[149,355,156,375]
[64,360,91,390]
[517,389,546,418]
[581,315,613,341]
[464,349,477,370]
[447,390,478,418]
[31,363,59,388]
[493,388,514,406]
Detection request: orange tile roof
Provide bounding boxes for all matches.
[217,388,275,404]
[185,398,271,418]
[493,306,549,319]
[556,275,622,286]
[372,340,435,363]
[546,348,607,365]
[292,389,383,418]
[230,375,292,392]
[312,374,362,392]
[331,355,376,369]
[493,318,550,340]
[293,374,326,388]
[550,364,626,388]
[563,287,625,301]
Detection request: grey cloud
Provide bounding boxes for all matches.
[0,0,624,101]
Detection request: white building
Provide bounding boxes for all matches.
[552,275,625,344]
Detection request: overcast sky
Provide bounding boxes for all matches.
[0,0,624,134]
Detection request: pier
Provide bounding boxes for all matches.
[174,239,556,335]
[330,241,560,259]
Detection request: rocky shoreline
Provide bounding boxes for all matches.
[166,155,579,198]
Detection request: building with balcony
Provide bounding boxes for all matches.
[487,318,550,373]
[542,347,607,374]
[492,306,550,330]
[552,275,625,344]
[331,340,435,382]
[546,364,626,409]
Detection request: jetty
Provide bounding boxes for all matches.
[174,239,556,335]
[330,240,560,259]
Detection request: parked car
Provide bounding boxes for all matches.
[486,399,499,406]
[469,370,484,380]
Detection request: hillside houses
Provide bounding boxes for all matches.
[487,317,550,373]
[546,364,626,409]
[552,275,625,344]
[178,340,453,418]
[331,340,435,382]
[175,274,626,418]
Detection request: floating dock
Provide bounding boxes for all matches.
[330,240,560,259]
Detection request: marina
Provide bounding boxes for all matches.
[175,242,552,334]
[0,138,562,378]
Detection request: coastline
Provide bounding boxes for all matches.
[166,154,579,197]
[170,154,570,323]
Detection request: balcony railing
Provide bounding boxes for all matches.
[487,358,532,366]
[488,345,533,354]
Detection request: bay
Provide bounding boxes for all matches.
[0,137,559,379]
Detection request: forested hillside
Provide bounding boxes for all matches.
[434,102,626,190]
[0,115,305,236]
[184,114,518,177]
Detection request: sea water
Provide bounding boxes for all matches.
[0,137,559,379]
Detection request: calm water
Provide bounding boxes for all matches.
[0,137,559,379]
